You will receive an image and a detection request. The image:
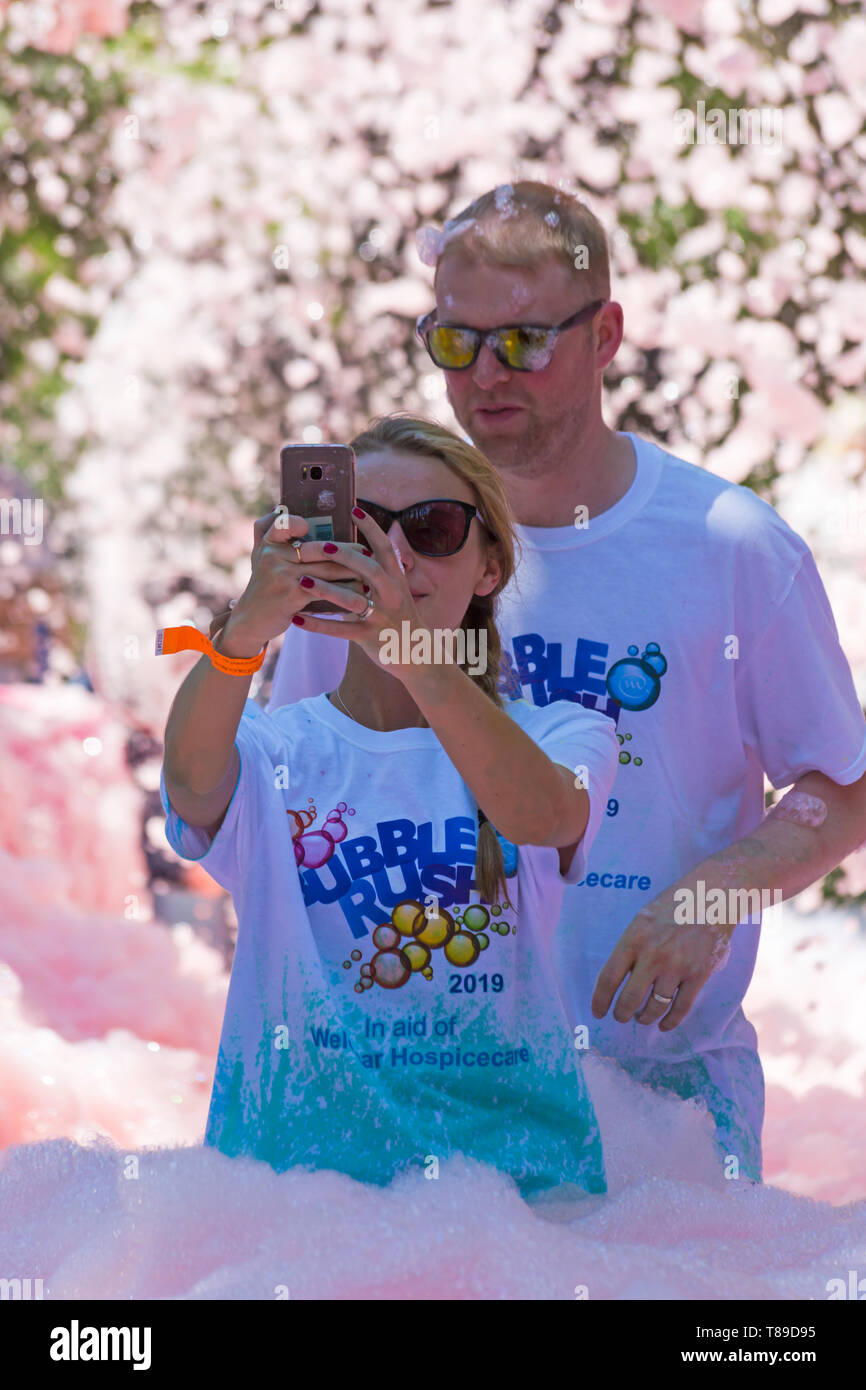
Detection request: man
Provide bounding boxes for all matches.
[215,181,866,1182]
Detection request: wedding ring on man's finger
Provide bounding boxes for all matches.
[652,991,674,1004]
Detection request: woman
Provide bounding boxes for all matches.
[159,414,619,1201]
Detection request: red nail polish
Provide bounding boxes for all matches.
[299,576,314,588]
[323,542,338,553]
[292,615,305,625]
[352,506,365,519]
[362,548,373,556]
[362,584,370,593]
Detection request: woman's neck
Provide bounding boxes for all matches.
[330,648,429,731]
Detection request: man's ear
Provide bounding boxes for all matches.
[596,300,623,372]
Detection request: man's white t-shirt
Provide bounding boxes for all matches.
[160,693,620,1197]
[266,431,866,1159]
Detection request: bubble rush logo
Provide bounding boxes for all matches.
[498,633,668,716]
[286,797,518,989]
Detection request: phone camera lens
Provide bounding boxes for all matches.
[310,466,323,480]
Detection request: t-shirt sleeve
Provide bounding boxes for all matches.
[159,699,291,893]
[735,551,866,789]
[511,700,620,884]
[266,623,348,714]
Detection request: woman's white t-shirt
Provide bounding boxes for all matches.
[160,692,620,1198]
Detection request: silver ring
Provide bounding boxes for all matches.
[652,991,674,1004]
[290,539,303,562]
[357,596,374,622]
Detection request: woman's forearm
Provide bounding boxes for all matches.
[402,662,589,848]
[162,617,263,795]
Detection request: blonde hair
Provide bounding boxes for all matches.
[348,412,521,906]
[433,179,611,301]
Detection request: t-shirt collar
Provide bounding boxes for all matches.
[514,431,662,551]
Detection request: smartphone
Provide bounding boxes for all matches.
[279,442,357,615]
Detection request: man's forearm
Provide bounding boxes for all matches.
[668,769,866,915]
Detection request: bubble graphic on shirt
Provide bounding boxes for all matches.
[402,940,432,973]
[412,905,456,949]
[286,797,317,838]
[606,642,668,712]
[324,809,350,843]
[641,642,667,676]
[616,730,644,769]
[392,899,425,937]
[294,828,336,870]
[354,896,515,992]
[462,904,490,933]
[289,801,356,868]
[370,948,412,989]
[445,931,481,966]
[372,923,400,951]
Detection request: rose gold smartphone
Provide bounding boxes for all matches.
[279,443,357,615]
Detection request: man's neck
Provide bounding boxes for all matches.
[496,423,636,528]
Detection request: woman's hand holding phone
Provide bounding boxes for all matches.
[287,507,428,681]
[217,507,370,653]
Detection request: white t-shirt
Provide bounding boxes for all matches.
[266,431,866,1143]
[160,692,620,1197]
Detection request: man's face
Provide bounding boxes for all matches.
[432,250,616,474]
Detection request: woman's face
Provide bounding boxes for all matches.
[354,448,502,633]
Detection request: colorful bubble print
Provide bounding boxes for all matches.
[347,897,515,994]
[288,800,356,868]
[606,641,668,712]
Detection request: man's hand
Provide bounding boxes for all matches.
[591,885,733,1031]
[591,766,866,1033]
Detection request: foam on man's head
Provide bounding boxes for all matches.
[415,180,613,303]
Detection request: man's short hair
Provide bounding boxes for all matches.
[433,181,611,301]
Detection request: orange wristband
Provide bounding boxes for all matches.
[155,625,269,675]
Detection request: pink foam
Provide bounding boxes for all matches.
[1,684,864,1297]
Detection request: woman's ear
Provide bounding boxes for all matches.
[474,543,503,599]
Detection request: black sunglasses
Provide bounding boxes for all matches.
[355,498,494,557]
[415,299,606,371]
